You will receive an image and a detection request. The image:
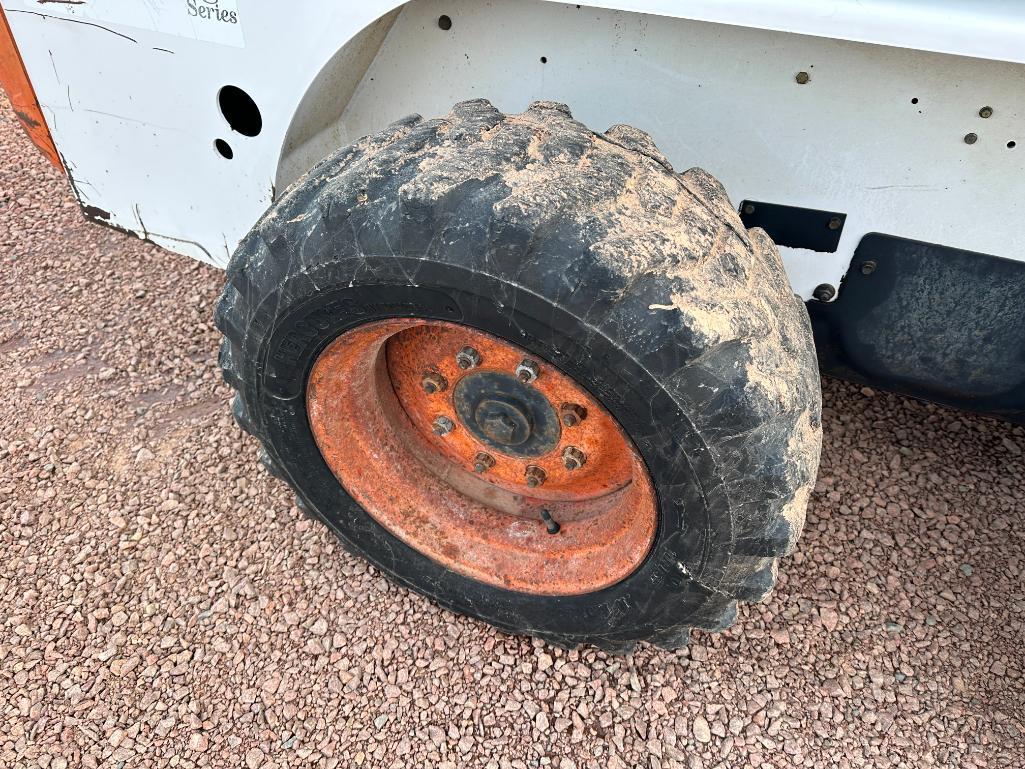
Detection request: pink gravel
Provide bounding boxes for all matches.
[1,94,1022,768]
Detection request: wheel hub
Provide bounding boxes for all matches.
[476,401,527,445]
[454,370,561,457]
[305,318,657,596]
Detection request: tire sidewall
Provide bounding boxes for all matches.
[245,254,734,642]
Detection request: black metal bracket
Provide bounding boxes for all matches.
[739,200,846,253]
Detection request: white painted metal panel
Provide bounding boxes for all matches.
[3,0,1024,301]
[2,0,405,264]
[305,0,1025,298]
[577,0,1025,66]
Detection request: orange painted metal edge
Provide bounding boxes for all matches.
[0,8,62,168]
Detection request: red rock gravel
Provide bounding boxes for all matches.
[1,95,1022,768]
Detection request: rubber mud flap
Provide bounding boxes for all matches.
[809,233,1025,423]
[215,99,822,649]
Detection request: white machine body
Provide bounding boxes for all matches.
[4,0,1023,299]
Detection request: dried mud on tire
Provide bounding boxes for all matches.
[215,98,822,650]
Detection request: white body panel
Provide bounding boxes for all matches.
[4,0,1024,299]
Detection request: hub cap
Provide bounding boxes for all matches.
[306,319,657,595]
[454,371,561,456]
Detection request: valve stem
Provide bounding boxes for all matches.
[539,509,560,535]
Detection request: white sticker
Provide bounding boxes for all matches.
[31,0,246,48]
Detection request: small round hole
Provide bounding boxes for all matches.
[215,139,233,159]
[438,14,452,30]
[1008,141,1017,149]
[911,97,919,104]
[218,85,262,137]
[540,56,548,64]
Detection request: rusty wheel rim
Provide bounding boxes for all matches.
[306,319,658,596]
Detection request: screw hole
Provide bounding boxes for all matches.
[540,56,548,63]
[217,85,262,137]
[214,139,233,159]
[911,97,919,104]
[438,14,452,30]
[1009,141,1017,149]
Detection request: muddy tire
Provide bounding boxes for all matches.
[215,99,821,651]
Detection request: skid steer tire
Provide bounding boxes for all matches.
[215,99,822,651]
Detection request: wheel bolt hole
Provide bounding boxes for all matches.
[473,452,496,473]
[560,403,587,427]
[456,346,482,370]
[524,465,547,487]
[562,446,586,470]
[432,416,455,436]
[421,371,448,394]
[515,359,539,383]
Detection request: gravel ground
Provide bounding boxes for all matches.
[2,94,1023,769]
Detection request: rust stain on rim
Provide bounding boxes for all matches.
[307,319,657,595]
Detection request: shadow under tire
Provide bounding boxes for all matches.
[215,98,822,651]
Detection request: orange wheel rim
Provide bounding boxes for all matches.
[306,319,657,596]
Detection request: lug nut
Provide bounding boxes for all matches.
[473,452,495,473]
[562,446,586,470]
[455,346,482,370]
[524,465,547,488]
[421,371,448,394]
[515,359,540,384]
[432,416,455,436]
[560,403,587,427]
